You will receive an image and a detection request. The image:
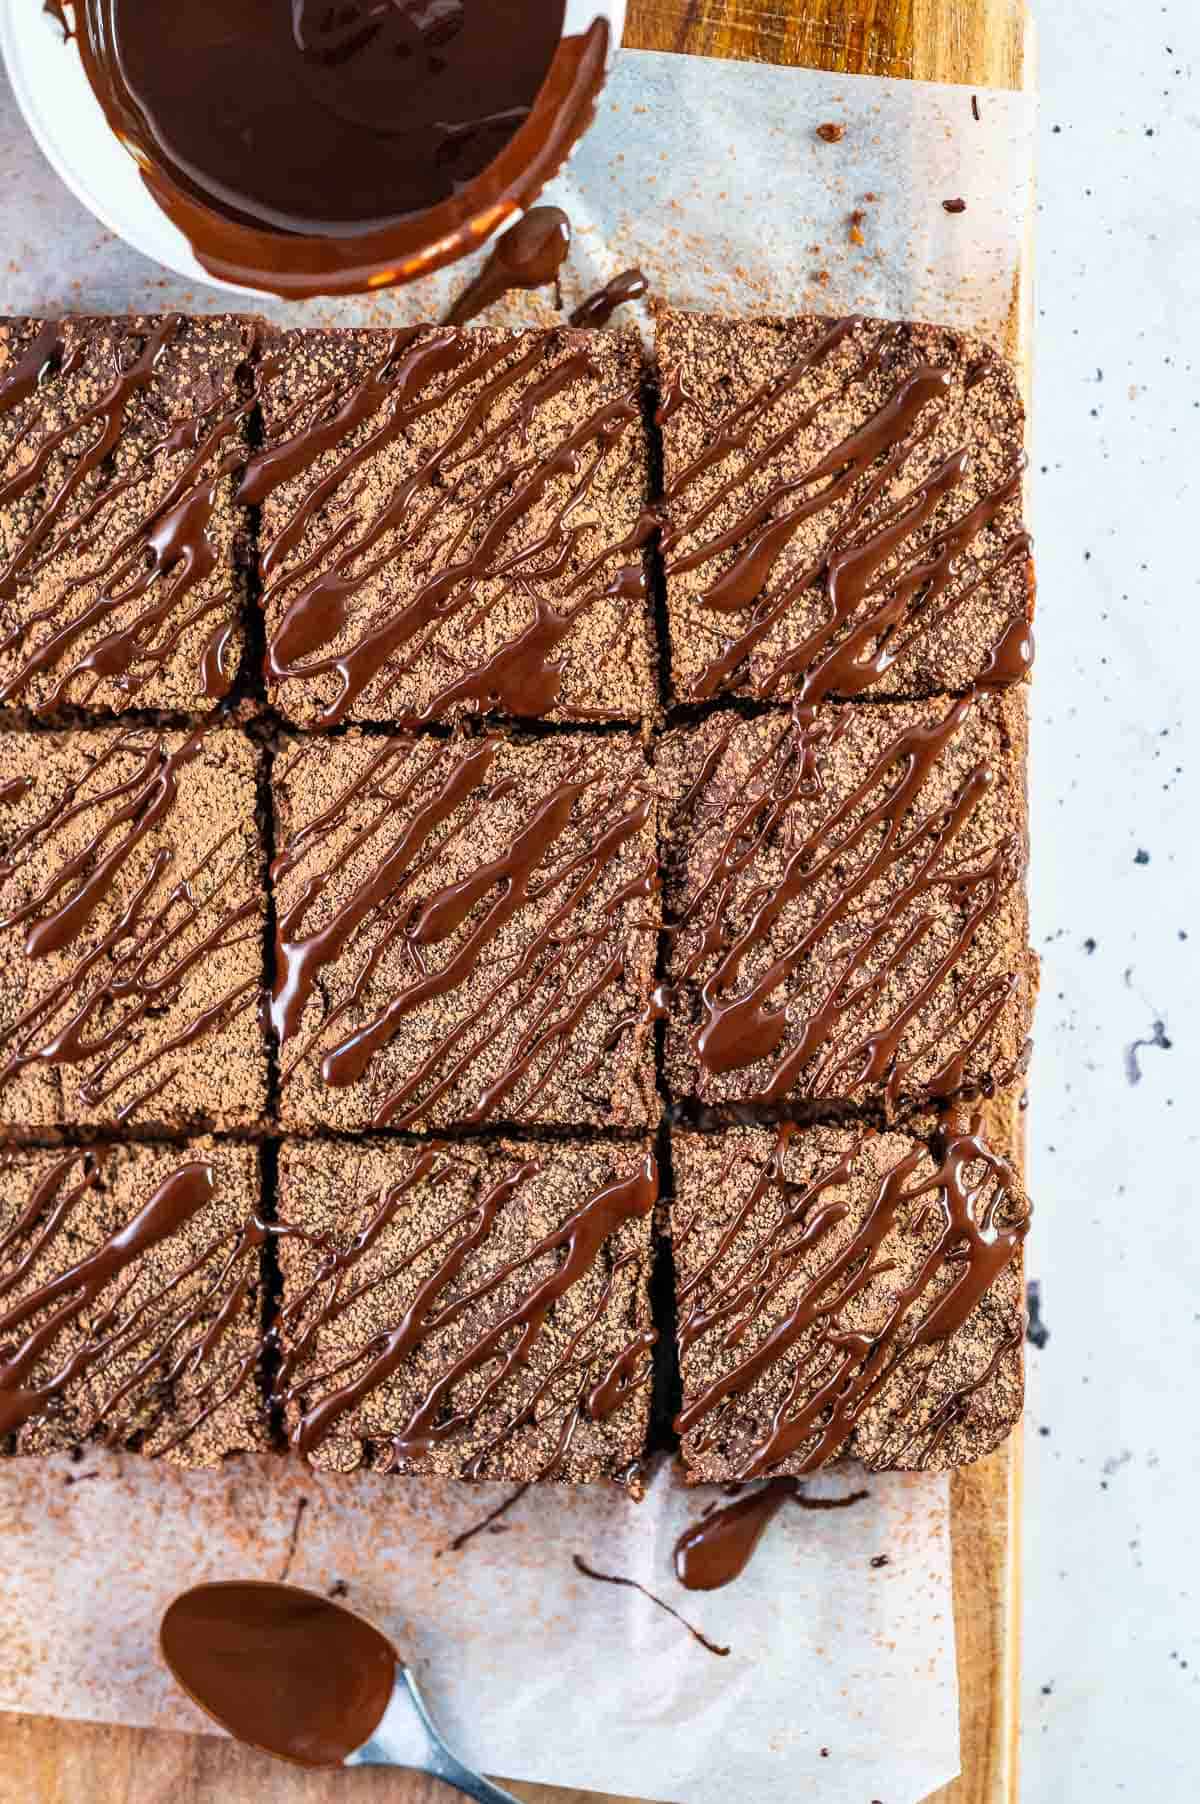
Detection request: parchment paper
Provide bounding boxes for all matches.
[0,50,1033,344]
[0,1451,957,1804]
[0,43,1034,1804]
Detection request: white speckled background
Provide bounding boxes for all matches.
[1022,3,1199,1799]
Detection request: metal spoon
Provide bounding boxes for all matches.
[160,1579,520,1802]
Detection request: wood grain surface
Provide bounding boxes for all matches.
[1,2,1032,1801]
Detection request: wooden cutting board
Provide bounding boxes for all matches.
[2,3,1032,1801]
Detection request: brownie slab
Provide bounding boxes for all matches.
[248,324,656,728]
[271,729,659,1131]
[0,1138,266,1465]
[655,308,1034,706]
[0,315,254,715]
[671,1112,1031,1479]
[659,692,1035,1117]
[273,1136,658,1484]
[0,726,268,1132]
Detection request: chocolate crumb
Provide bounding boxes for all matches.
[815,122,845,143]
[943,198,968,214]
[1125,1018,1172,1085]
[1026,1281,1051,1350]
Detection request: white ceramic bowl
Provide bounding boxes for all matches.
[0,0,626,299]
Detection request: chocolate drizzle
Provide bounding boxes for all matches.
[657,315,1034,704]
[271,1145,658,1479]
[570,269,650,329]
[248,326,653,726]
[662,694,1030,1112]
[0,1146,264,1455]
[571,1553,730,1658]
[673,1118,1030,1477]
[271,733,657,1130]
[0,314,255,711]
[0,727,264,1127]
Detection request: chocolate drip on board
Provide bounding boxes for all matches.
[658,316,1034,703]
[442,1482,532,1554]
[571,1554,730,1658]
[674,1118,1030,1477]
[667,696,1027,1111]
[444,207,572,325]
[0,314,254,709]
[673,1477,868,1590]
[569,269,650,329]
[246,326,652,727]
[272,1148,658,1478]
[0,1152,264,1452]
[271,733,656,1128]
[0,728,261,1124]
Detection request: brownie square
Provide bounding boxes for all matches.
[671,1112,1030,1479]
[655,308,1034,706]
[0,1138,267,1466]
[271,729,659,1131]
[273,1136,658,1484]
[0,725,268,1132]
[249,324,657,728]
[0,315,254,715]
[659,692,1035,1117]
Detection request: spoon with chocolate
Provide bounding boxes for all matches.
[160,1580,519,1799]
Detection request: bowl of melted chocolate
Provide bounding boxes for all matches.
[0,0,623,297]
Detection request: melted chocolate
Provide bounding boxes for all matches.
[69,9,609,297]
[674,1118,1030,1476]
[659,317,1034,703]
[569,268,649,328]
[273,1149,657,1474]
[571,1554,730,1658]
[243,329,653,726]
[445,206,571,325]
[160,1582,395,1767]
[673,1478,869,1590]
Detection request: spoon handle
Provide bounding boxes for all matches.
[349,1667,522,1803]
[421,1741,524,1804]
